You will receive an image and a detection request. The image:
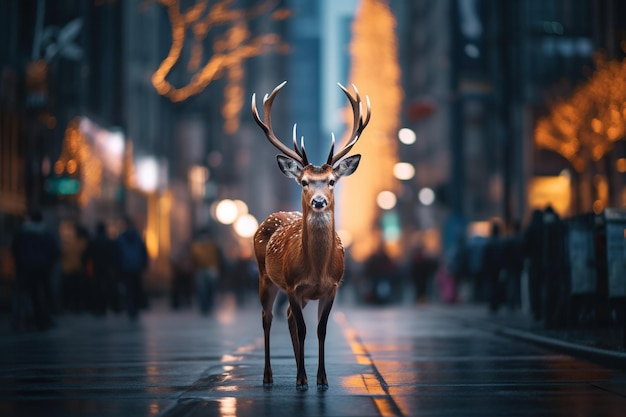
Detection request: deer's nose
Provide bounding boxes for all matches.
[312,196,328,209]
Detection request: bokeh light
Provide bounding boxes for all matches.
[136,157,159,192]
[418,187,435,206]
[215,199,238,224]
[234,214,258,238]
[377,191,397,210]
[398,128,416,145]
[393,162,415,180]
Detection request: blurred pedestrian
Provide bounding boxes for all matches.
[190,228,223,314]
[11,210,60,331]
[59,221,89,313]
[523,209,546,321]
[85,221,119,315]
[466,234,488,302]
[409,245,437,303]
[483,221,504,313]
[435,265,458,304]
[540,205,563,327]
[501,221,524,311]
[169,241,194,310]
[447,233,468,296]
[363,245,398,304]
[227,248,257,307]
[116,217,148,319]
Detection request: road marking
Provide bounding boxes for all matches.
[334,311,404,417]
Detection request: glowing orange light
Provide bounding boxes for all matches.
[54,161,64,175]
[150,0,290,134]
[591,118,603,133]
[66,159,77,174]
[534,53,626,174]
[55,118,102,206]
[593,199,604,214]
[338,0,402,262]
[617,158,626,173]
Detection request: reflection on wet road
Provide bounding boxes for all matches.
[1,300,626,416]
[343,307,626,416]
[159,304,626,417]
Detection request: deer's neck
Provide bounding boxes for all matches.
[301,209,336,273]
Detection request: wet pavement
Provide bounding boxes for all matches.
[1,297,626,416]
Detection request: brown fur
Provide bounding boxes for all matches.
[251,81,369,391]
[254,165,344,390]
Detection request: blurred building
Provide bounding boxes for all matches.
[0,0,293,293]
[397,0,626,239]
[2,0,626,294]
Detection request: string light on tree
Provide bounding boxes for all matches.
[150,0,290,134]
[337,0,402,261]
[534,52,626,210]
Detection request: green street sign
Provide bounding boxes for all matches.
[45,177,80,195]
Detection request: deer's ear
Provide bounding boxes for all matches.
[276,155,303,181]
[333,154,361,178]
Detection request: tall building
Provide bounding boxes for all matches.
[398,0,626,232]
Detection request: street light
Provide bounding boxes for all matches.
[418,187,435,206]
[393,162,415,180]
[215,199,238,224]
[377,191,397,210]
[136,157,159,193]
[188,165,209,199]
[398,127,416,145]
[234,214,258,238]
[233,199,249,216]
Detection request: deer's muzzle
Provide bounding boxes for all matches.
[311,196,328,210]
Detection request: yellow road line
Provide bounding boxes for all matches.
[334,311,402,417]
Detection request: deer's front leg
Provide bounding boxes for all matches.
[288,295,308,390]
[317,293,335,390]
[286,305,300,367]
[287,299,309,358]
[260,280,278,388]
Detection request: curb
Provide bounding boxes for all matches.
[479,320,626,369]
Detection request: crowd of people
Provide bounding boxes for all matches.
[348,205,572,320]
[8,210,263,332]
[168,227,258,314]
[8,203,583,331]
[10,212,150,331]
[447,205,569,326]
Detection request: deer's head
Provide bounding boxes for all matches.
[252,81,371,214]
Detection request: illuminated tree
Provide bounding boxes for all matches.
[337,0,402,261]
[534,53,626,211]
[150,0,290,134]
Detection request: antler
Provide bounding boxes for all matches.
[252,81,309,166]
[327,83,371,166]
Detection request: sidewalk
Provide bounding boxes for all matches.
[448,303,626,368]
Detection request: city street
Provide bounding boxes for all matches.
[1,297,626,417]
[3,2,626,416]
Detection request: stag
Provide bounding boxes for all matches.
[251,81,371,390]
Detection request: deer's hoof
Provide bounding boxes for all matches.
[296,383,309,391]
[263,381,273,389]
[317,383,329,391]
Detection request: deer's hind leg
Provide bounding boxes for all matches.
[260,275,279,387]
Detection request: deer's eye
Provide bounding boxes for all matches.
[329,179,335,187]
[301,179,309,187]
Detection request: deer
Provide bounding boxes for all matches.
[251,81,370,391]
